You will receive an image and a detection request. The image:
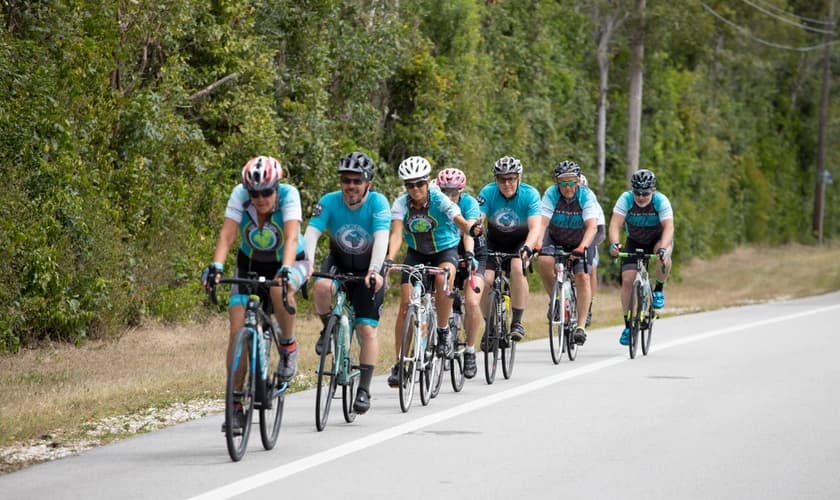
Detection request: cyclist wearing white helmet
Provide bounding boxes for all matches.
[608,168,674,346]
[385,156,475,388]
[436,167,485,379]
[303,151,389,414]
[475,156,543,343]
[578,173,606,327]
[201,155,309,433]
[536,160,599,345]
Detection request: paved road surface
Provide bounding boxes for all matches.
[3,292,839,499]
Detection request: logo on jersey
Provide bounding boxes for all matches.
[335,224,372,254]
[407,214,435,233]
[491,208,520,232]
[312,203,324,217]
[476,195,486,206]
[247,224,283,251]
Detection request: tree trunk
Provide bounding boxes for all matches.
[626,0,646,183]
[813,0,834,242]
[596,14,621,192]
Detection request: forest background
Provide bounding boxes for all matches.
[1,0,838,353]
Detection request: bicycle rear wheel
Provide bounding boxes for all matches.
[483,292,501,385]
[548,282,564,364]
[398,306,419,413]
[628,282,642,359]
[259,328,284,450]
[225,327,255,462]
[315,316,339,431]
[449,320,466,392]
[342,323,361,423]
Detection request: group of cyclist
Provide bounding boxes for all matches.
[202,152,674,426]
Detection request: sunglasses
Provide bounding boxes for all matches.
[404,180,427,189]
[442,188,461,197]
[248,188,275,199]
[633,189,652,197]
[557,179,577,188]
[496,176,519,185]
[340,177,365,186]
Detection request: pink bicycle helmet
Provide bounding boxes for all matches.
[241,156,282,190]
[436,168,467,190]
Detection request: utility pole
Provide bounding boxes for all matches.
[814,0,834,243]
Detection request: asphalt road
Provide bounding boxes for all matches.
[3,291,839,500]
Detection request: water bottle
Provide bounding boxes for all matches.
[339,314,350,347]
[257,323,268,380]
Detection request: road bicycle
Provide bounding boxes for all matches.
[385,263,450,412]
[482,251,521,385]
[208,273,293,462]
[447,258,481,392]
[618,250,660,358]
[309,271,373,432]
[547,248,587,364]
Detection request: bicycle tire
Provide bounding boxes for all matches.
[483,292,500,385]
[398,306,419,413]
[629,281,642,359]
[342,322,360,423]
[449,319,466,392]
[259,328,284,450]
[420,307,436,405]
[429,310,446,399]
[225,327,255,462]
[315,316,339,431]
[566,281,578,361]
[642,289,654,356]
[548,281,564,364]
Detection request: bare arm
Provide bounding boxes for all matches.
[212,217,239,265]
[386,219,404,262]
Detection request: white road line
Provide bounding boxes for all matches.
[189,302,840,500]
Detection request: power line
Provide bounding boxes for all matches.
[739,0,834,35]
[751,0,834,26]
[701,2,838,52]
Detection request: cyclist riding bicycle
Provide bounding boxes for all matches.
[201,155,310,431]
[435,168,485,380]
[578,173,606,327]
[303,152,389,414]
[385,156,476,388]
[476,156,542,343]
[536,160,599,345]
[608,168,674,346]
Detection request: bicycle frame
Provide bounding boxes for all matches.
[548,248,580,363]
[483,251,518,383]
[617,250,658,358]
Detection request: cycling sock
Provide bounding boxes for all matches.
[465,345,475,354]
[319,313,330,327]
[654,280,665,292]
[359,364,374,391]
[624,311,631,328]
[279,336,295,347]
[512,308,524,324]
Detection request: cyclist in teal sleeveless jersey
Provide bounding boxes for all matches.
[385,156,475,388]
[303,152,389,414]
[475,156,542,343]
[608,168,674,345]
[536,160,598,345]
[435,168,485,380]
[201,156,309,432]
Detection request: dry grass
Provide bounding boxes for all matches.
[2,243,839,448]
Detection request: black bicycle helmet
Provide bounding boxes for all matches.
[554,160,581,177]
[630,169,656,190]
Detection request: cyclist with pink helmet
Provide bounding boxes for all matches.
[436,168,485,379]
[202,155,309,433]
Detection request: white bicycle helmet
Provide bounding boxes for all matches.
[398,156,432,181]
[241,156,282,190]
[493,156,523,176]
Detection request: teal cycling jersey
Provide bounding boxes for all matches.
[540,184,600,247]
[308,191,391,272]
[391,188,462,254]
[224,183,305,262]
[456,192,481,224]
[612,190,673,246]
[477,182,541,250]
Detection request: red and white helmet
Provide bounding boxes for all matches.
[436,168,467,190]
[241,156,282,190]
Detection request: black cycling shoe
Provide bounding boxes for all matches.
[573,327,587,345]
[353,388,371,414]
[510,322,525,342]
[221,406,245,435]
[464,351,477,379]
[315,328,331,355]
[387,364,401,388]
[436,328,453,358]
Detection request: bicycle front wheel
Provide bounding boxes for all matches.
[641,293,655,356]
[315,316,339,431]
[259,329,284,450]
[449,320,465,392]
[548,282,564,364]
[398,306,419,413]
[566,283,578,361]
[225,327,255,462]
[628,282,642,359]
[501,311,515,379]
[342,323,361,423]
[483,292,501,385]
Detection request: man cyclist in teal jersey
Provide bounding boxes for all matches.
[536,160,598,345]
[385,156,476,388]
[579,173,606,327]
[475,156,543,344]
[608,168,674,346]
[303,152,389,414]
[435,168,485,379]
[202,156,309,433]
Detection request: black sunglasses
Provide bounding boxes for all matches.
[248,188,275,199]
[633,189,652,197]
[404,180,427,189]
[340,177,365,186]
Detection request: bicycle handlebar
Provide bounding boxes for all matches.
[209,275,296,315]
[486,250,530,276]
[384,263,451,296]
[310,271,377,302]
[456,258,481,294]
[551,247,589,275]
